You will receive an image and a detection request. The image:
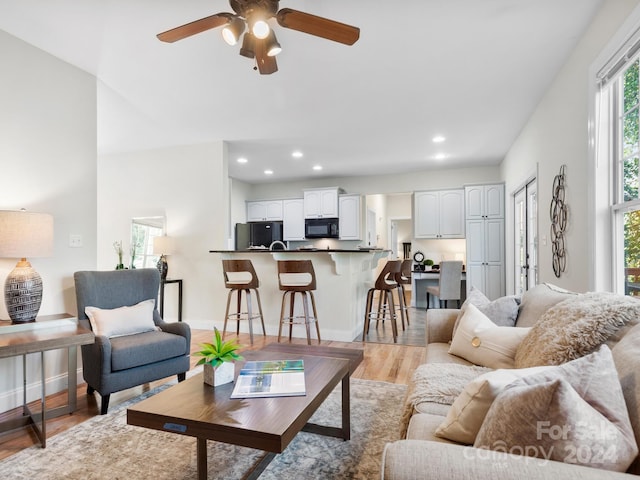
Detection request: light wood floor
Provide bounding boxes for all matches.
[0,307,426,461]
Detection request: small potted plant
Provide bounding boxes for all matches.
[195,328,243,387]
[422,259,434,271]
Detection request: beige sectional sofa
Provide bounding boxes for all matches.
[382,284,640,479]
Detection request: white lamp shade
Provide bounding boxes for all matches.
[0,210,54,258]
[153,236,174,255]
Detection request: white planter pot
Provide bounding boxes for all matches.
[203,361,235,387]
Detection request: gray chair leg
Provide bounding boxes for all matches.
[178,372,186,382]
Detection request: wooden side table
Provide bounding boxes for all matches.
[159,278,183,322]
[0,314,95,447]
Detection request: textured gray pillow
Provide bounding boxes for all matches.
[453,287,520,334]
[475,345,638,472]
[475,378,638,471]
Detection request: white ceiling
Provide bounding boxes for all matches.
[0,0,603,184]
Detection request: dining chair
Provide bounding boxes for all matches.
[425,260,463,309]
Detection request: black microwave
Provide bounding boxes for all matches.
[305,218,339,238]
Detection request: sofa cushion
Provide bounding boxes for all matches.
[400,362,490,438]
[475,345,637,472]
[425,343,475,365]
[515,283,578,328]
[110,330,188,371]
[612,322,640,474]
[85,299,157,338]
[515,292,640,368]
[449,304,530,369]
[406,413,458,443]
[435,364,554,444]
[454,287,520,334]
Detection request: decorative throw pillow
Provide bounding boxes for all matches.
[516,283,578,328]
[449,304,530,369]
[85,299,157,338]
[475,378,638,472]
[475,345,638,472]
[453,288,520,335]
[435,364,554,444]
[515,292,640,368]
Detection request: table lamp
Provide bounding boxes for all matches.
[153,235,174,280]
[0,210,54,323]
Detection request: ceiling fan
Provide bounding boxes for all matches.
[157,0,360,75]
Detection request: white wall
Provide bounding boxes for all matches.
[97,142,230,327]
[243,165,502,201]
[500,0,640,294]
[0,30,97,410]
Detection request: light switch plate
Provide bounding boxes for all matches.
[69,234,83,248]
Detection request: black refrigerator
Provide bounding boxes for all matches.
[235,222,283,249]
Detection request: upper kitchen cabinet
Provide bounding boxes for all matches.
[246,200,283,222]
[465,184,504,219]
[339,194,362,240]
[304,188,340,218]
[283,198,305,241]
[414,189,465,239]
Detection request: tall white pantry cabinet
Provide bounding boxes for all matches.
[464,184,505,300]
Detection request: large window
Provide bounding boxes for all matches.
[602,54,640,295]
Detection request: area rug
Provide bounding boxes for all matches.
[0,378,407,479]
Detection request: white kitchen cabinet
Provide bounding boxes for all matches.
[246,200,283,222]
[283,198,305,241]
[465,184,504,219]
[414,189,465,238]
[339,194,361,240]
[304,188,339,218]
[464,184,505,300]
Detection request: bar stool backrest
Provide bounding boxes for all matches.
[277,260,316,291]
[375,260,401,291]
[222,259,259,289]
[438,260,463,300]
[397,259,412,284]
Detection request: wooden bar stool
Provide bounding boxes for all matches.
[221,259,266,344]
[362,259,402,343]
[277,260,321,345]
[395,259,412,327]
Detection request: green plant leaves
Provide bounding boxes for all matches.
[194,327,243,367]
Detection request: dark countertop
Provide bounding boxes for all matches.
[209,249,389,253]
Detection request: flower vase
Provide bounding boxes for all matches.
[203,362,235,387]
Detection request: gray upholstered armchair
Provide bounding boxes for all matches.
[74,268,191,414]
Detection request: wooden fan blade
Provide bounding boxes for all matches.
[255,39,278,75]
[276,8,360,45]
[157,13,232,43]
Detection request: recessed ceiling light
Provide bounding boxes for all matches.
[312,165,322,171]
[432,135,446,143]
[434,153,447,161]
[292,151,303,158]
[264,169,274,175]
[237,157,248,164]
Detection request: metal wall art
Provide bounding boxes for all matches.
[550,165,567,278]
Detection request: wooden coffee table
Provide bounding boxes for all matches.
[127,344,363,480]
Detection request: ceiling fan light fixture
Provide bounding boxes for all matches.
[239,32,256,58]
[222,17,245,46]
[252,19,270,39]
[266,31,282,57]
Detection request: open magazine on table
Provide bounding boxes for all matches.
[230,359,306,399]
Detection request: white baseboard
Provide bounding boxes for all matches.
[0,368,84,413]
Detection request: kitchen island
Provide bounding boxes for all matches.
[209,249,390,342]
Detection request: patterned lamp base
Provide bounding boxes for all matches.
[4,260,43,323]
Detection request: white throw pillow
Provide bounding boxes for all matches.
[449,303,530,369]
[85,299,157,338]
[435,365,554,444]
